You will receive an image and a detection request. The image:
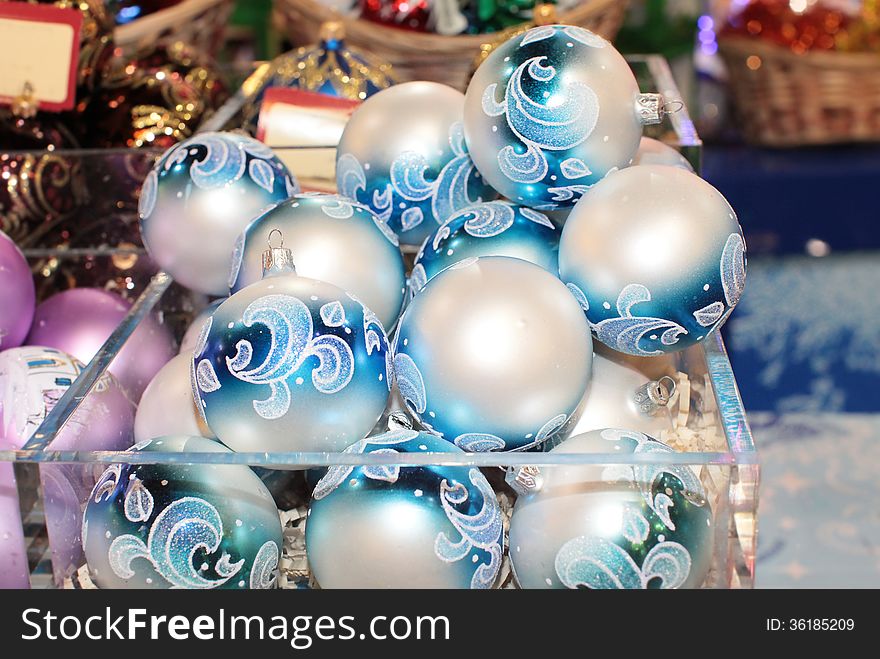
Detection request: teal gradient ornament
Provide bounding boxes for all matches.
[463,24,662,210]
[559,165,746,356]
[229,193,406,330]
[394,256,592,451]
[138,132,299,295]
[411,200,560,297]
[336,81,496,246]
[306,429,504,588]
[82,436,283,590]
[509,428,713,589]
[193,242,392,453]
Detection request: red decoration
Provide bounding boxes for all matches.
[360,0,432,32]
[722,0,851,53]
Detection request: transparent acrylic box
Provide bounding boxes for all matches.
[1,56,757,589]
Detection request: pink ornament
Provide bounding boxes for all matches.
[0,230,35,350]
[26,288,175,400]
[0,346,135,586]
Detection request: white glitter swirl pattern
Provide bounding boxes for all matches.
[108,497,245,589]
[434,468,504,589]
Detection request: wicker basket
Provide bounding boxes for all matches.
[114,0,234,58]
[719,36,880,147]
[273,0,629,91]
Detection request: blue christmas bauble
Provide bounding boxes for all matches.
[192,269,392,453]
[464,25,651,210]
[410,200,561,297]
[306,430,504,588]
[559,165,747,356]
[139,132,299,295]
[509,429,713,589]
[336,81,496,246]
[229,193,406,330]
[394,256,592,451]
[82,436,283,589]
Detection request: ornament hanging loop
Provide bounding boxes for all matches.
[661,99,684,116]
[261,229,297,278]
[633,375,676,416]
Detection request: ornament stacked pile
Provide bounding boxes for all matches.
[62,26,748,590]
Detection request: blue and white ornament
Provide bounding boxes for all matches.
[394,256,592,451]
[336,81,496,246]
[509,429,713,589]
[306,430,504,589]
[411,200,560,297]
[463,24,661,210]
[139,132,299,295]
[82,436,283,589]
[559,165,746,356]
[192,246,392,453]
[229,193,406,330]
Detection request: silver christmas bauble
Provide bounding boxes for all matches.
[509,428,713,589]
[135,353,214,442]
[336,81,495,246]
[193,265,391,453]
[559,165,746,356]
[306,430,504,588]
[179,300,225,355]
[464,24,656,210]
[82,436,283,589]
[411,200,561,297]
[567,352,673,439]
[394,256,592,451]
[633,137,693,171]
[229,193,406,330]
[139,132,299,295]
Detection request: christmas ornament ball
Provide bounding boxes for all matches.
[0,346,133,452]
[464,24,658,210]
[26,287,175,400]
[229,193,406,330]
[0,230,35,350]
[179,299,225,355]
[633,137,693,171]
[193,263,392,453]
[394,256,592,451]
[336,81,495,246]
[411,200,560,297]
[509,428,713,589]
[134,353,214,442]
[306,429,504,588]
[566,352,673,439]
[138,132,299,295]
[82,436,283,589]
[559,165,746,356]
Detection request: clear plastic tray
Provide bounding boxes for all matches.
[2,55,757,589]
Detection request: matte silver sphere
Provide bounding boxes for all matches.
[139,132,299,295]
[509,428,713,589]
[135,353,214,442]
[229,193,406,329]
[82,436,283,589]
[559,165,746,356]
[567,352,672,439]
[633,137,693,171]
[336,81,495,245]
[394,256,592,451]
[193,272,391,453]
[464,25,645,210]
[306,430,504,589]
